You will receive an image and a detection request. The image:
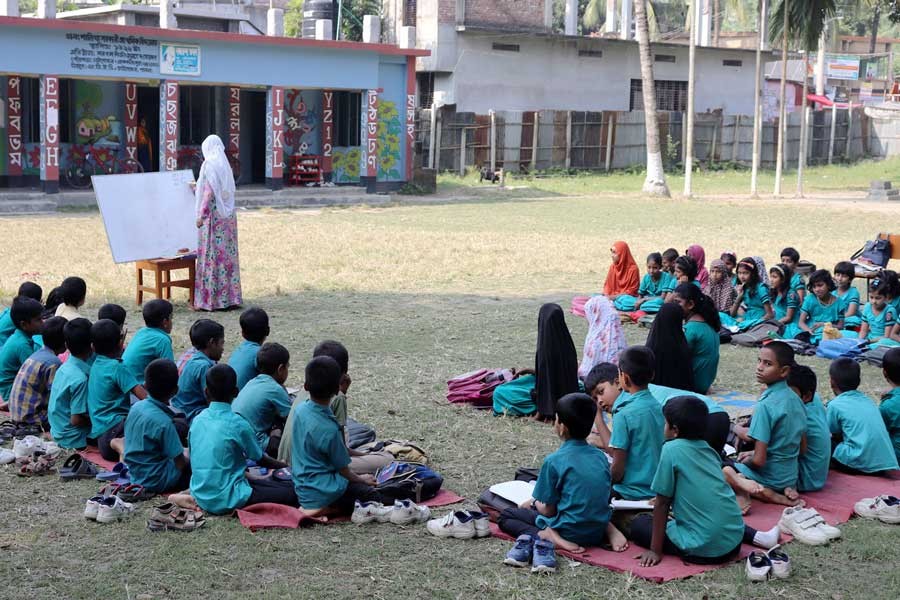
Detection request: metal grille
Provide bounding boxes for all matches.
[404,0,417,26]
[629,79,688,112]
[418,72,434,108]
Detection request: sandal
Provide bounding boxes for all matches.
[147,503,206,532]
[96,462,129,482]
[59,454,100,481]
[116,484,155,503]
[0,420,15,442]
[17,454,55,477]
[14,424,42,439]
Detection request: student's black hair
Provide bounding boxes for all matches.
[870,278,892,297]
[674,255,698,281]
[239,307,270,344]
[662,395,708,440]
[556,393,596,440]
[879,269,900,299]
[63,318,93,356]
[584,362,619,395]
[769,263,793,298]
[662,248,679,262]
[646,252,662,267]
[618,346,655,387]
[189,318,225,350]
[313,340,350,374]
[763,340,795,369]
[829,357,861,392]
[737,257,761,294]
[883,347,900,385]
[305,355,342,400]
[41,316,68,354]
[144,358,179,400]
[673,283,722,331]
[720,251,737,265]
[59,276,87,307]
[257,342,290,375]
[142,299,173,328]
[834,261,856,280]
[787,364,817,399]
[91,319,122,356]
[206,363,238,404]
[42,287,63,319]
[17,281,43,302]
[780,247,800,263]
[98,303,126,327]
[10,296,43,329]
[806,269,836,293]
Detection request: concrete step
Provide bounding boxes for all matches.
[0,199,58,214]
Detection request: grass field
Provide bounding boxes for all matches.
[1,173,900,599]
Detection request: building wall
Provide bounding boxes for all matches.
[463,0,546,31]
[416,0,458,72]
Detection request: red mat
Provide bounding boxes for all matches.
[235,488,466,531]
[78,448,117,472]
[491,470,900,583]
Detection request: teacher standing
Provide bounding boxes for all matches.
[193,134,242,311]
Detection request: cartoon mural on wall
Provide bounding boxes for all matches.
[284,89,320,158]
[377,99,402,181]
[74,82,122,146]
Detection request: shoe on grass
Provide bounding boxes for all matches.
[503,534,533,567]
[350,500,392,524]
[766,546,791,579]
[530,538,557,574]
[96,495,135,524]
[84,496,104,520]
[778,506,830,545]
[854,495,900,524]
[0,448,14,465]
[425,511,477,539]
[792,507,841,540]
[389,499,431,525]
[465,510,491,538]
[745,551,772,581]
[13,435,41,458]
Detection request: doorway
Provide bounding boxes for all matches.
[137,86,160,172]
[247,90,267,184]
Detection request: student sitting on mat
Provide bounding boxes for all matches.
[731,257,774,327]
[604,241,640,299]
[233,342,293,456]
[779,247,806,303]
[500,392,628,574]
[770,264,801,338]
[0,282,42,350]
[661,248,679,276]
[672,255,699,290]
[88,319,148,461]
[122,299,175,385]
[879,348,900,465]
[291,356,382,516]
[124,359,191,494]
[670,283,720,395]
[189,364,294,514]
[832,261,860,330]
[685,244,710,292]
[54,276,87,322]
[856,279,896,343]
[634,395,781,567]
[48,318,93,449]
[798,269,844,344]
[826,358,899,475]
[8,316,67,433]
[0,297,44,402]
[228,307,269,392]
[583,362,620,450]
[172,319,225,423]
[787,366,830,493]
[724,342,805,507]
[645,303,694,392]
[617,252,673,314]
[707,259,736,314]
[607,346,665,501]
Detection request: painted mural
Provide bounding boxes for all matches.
[284,89,320,158]
[331,147,361,183]
[74,81,123,146]
[377,99,402,181]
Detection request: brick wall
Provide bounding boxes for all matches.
[438,0,456,23]
[464,0,546,31]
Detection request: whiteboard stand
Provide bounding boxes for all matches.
[135,256,196,306]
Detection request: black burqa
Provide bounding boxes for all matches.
[645,302,695,391]
[533,303,579,418]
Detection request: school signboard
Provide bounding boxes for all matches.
[825,55,860,81]
[160,43,201,77]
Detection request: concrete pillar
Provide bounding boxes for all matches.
[228,86,241,180]
[124,82,138,163]
[39,75,60,193]
[267,8,284,36]
[405,56,416,181]
[1,0,19,17]
[159,80,179,171]
[362,14,380,43]
[160,0,176,29]
[36,0,54,19]
[361,88,378,192]
[315,19,332,40]
[698,0,712,47]
[265,86,285,190]
[322,90,334,181]
[620,0,632,40]
[6,76,23,185]
[565,0,577,35]
[544,0,552,29]
[605,0,616,34]
[398,25,415,49]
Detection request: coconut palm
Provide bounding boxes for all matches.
[634,0,671,196]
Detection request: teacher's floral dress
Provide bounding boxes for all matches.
[194,184,242,310]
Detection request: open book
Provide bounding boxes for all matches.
[489,480,653,511]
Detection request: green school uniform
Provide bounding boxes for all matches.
[532,439,612,547]
[741,283,771,323]
[879,388,900,464]
[827,390,899,473]
[122,327,174,383]
[735,380,806,491]
[172,351,216,422]
[47,355,92,449]
[639,273,673,297]
[87,355,139,438]
[330,391,348,428]
[648,384,726,415]
[860,303,896,339]
[835,287,862,328]
[0,308,14,349]
[189,401,263,514]
[800,294,844,343]
[0,328,38,400]
[790,272,806,294]
[228,339,260,391]
[124,397,184,493]
[609,389,665,499]
[652,438,745,557]
[798,394,831,492]
[683,320,720,394]
[772,289,800,323]
[290,399,351,509]
[233,374,293,452]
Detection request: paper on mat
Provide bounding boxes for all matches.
[489,480,535,506]
[611,499,653,510]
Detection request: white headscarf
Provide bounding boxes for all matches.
[195,134,236,218]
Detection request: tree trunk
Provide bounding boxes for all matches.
[774,0,788,196]
[797,53,809,197]
[685,4,697,197]
[750,0,766,196]
[713,0,720,47]
[870,6,881,55]
[634,0,670,196]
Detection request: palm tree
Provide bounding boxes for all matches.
[634,0,671,196]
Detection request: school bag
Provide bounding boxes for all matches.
[357,439,429,464]
[861,345,892,367]
[447,368,515,408]
[816,338,867,360]
[851,238,891,269]
[374,461,443,504]
[779,338,817,356]
[346,418,377,449]
[730,320,783,347]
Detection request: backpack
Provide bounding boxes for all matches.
[447,368,515,408]
[851,238,891,268]
[862,345,892,367]
[730,320,783,347]
[374,461,443,504]
[357,439,429,465]
[345,418,376,449]
[816,337,867,360]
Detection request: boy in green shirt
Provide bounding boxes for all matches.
[233,342,293,455]
[0,282,42,350]
[172,319,225,423]
[880,348,900,465]
[0,297,43,401]
[787,365,831,492]
[827,358,899,474]
[122,299,174,384]
[47,318,93,449]
[228,307,268,391]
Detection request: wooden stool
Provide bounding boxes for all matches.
[135,256,196,306]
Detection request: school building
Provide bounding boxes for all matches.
[0,12,425,193]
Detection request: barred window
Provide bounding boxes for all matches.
[629,79,688,112]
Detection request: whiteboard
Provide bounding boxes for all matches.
[92,170,197,263]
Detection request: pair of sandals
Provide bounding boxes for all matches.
[16,451,57,477]
[99,482,156,503]
[0,420,45,442]
[59,454,100,481]
[147,503,206,532]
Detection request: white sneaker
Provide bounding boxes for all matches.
[389,499,432,525]
[96,495,135,524]
[0,448,15,464]
[84,496,104,520]
[350,500,393,524]
[766,546,791,579]
[13,435,41,458]
[745,552,772,582]
[778,506,830,545]
[854,495,900,524]
[466,510,491,538]
[425,511,477,539]
[802,508,842,540]
[42,441,61,458]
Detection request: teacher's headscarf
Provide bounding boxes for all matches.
[195,134,236,219]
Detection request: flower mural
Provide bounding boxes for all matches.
[377,99,402,181]
[332,147,361,183]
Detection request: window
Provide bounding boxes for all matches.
[629,79,688,112]
[655,54,676,63]
[578,49,603,58]
[722,59,743,67]
[492,43,520,52]
[334,91,361,147]
[403,0,417,26]
[417,72,434,108]
[179,86,216,145]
